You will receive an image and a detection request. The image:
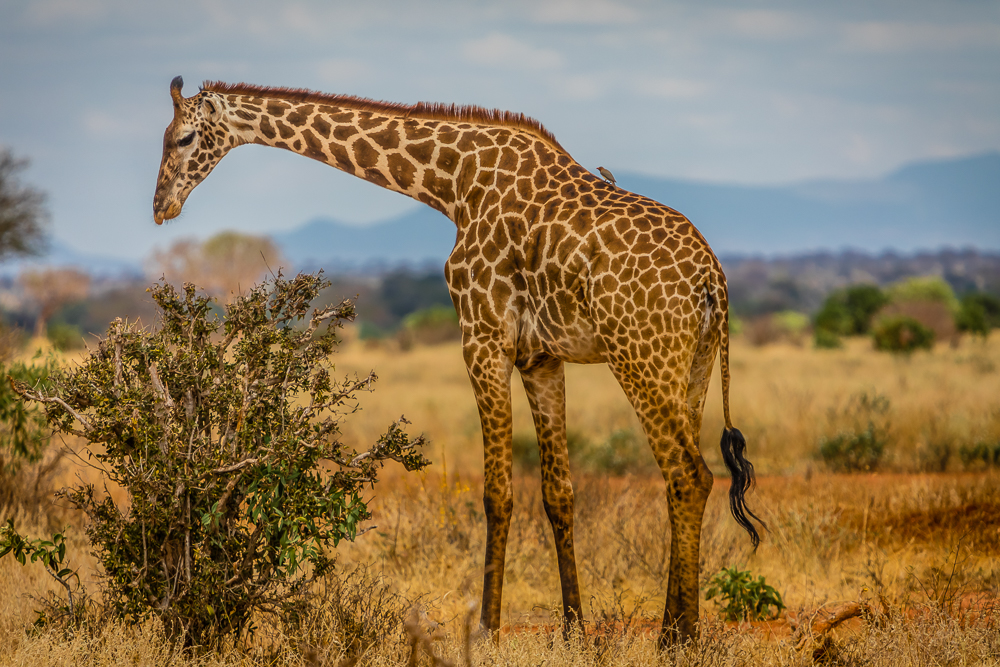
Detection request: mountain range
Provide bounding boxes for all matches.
[274,151,1000,270]
[8,151,999,277]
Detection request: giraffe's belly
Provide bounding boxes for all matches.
[512,294,606,366]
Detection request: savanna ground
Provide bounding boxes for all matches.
[1,332,998,665]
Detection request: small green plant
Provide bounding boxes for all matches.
[0,356,59,508]
[872,315,934,353]
[818,391,890,472]
[0,519,82,622]
[704,566,785,621]
[0,357,55,468]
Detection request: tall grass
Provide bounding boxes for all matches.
[332,332,1000,476]
[1,332,997,664]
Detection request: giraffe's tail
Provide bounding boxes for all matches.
[718,297,764,550]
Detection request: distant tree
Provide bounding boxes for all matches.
[379,269,452,321]
[842,285,890,334]
[18,268,90,338]
[873,316,935,354]
[813,283,888,347]
[150,231,284,303]
[881,275,959,345]
[956,292,1000,338]
[0,148,49,261]
[885,275,959,312]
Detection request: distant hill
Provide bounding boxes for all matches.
[624,151,1000,255]
[0,239,143,278]
[272,152,1000,269]
[8,152,997,276]
[272,209,456,273]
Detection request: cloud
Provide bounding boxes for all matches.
[556,74,606,100]
[842,21,1000,53]
[529,0,638,25]
[315,58,371,87]
[461,33,564,70]
[722,9,813,40]
[82,109,148,139]
[843,133,874,165]
[22,0,113,25]
[635,76,709,100]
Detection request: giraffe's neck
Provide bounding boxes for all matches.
[211,87,566,224]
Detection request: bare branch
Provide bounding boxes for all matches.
[10,377,92,432]
[203,458,260,476]
[148,362,175,408]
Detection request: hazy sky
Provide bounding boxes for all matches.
[1,0,998,260]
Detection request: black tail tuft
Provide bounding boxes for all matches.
[720,427,764,550]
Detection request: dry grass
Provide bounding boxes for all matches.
[1,333,998,664]
[332,331,1000,476]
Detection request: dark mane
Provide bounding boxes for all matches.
[201,81,565,152]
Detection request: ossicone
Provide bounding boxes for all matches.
[170,76,184,105]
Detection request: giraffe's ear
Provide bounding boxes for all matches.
[201,97,221,122]
[170,76,184,106]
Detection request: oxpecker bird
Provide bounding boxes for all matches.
[597,166,617,187]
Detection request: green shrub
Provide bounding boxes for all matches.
[0,357,60,509]
[578,428,656,475]
[512,432,541,470]
[0,358,54,470]
[46,323,85,351]
[815,284,888,338]
[819,391,890,472]
[358,321,385,341]
[873,315,935,353]
[885,276,959,311]
[10,273,430,647]
[511,430,593,472]
[956,292,1000,338]
[813,327,843,349]
[401,304,460,346]
[820,426,887,472]
[704,566,785,621]
[814,284,888,348]
[958,441,1000,469]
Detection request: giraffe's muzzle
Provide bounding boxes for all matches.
[153,200,182,225]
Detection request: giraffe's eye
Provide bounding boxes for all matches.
[178,132,196,147]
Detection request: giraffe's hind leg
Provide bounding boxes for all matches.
[519,355,583,632]
[608,358,713,647]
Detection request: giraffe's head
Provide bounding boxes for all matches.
[153,76,234,224]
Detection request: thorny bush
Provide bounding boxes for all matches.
[11,272,430,647]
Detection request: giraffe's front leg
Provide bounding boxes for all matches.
[462,339,515,635]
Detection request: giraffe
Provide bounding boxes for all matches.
[152,76,763,646]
